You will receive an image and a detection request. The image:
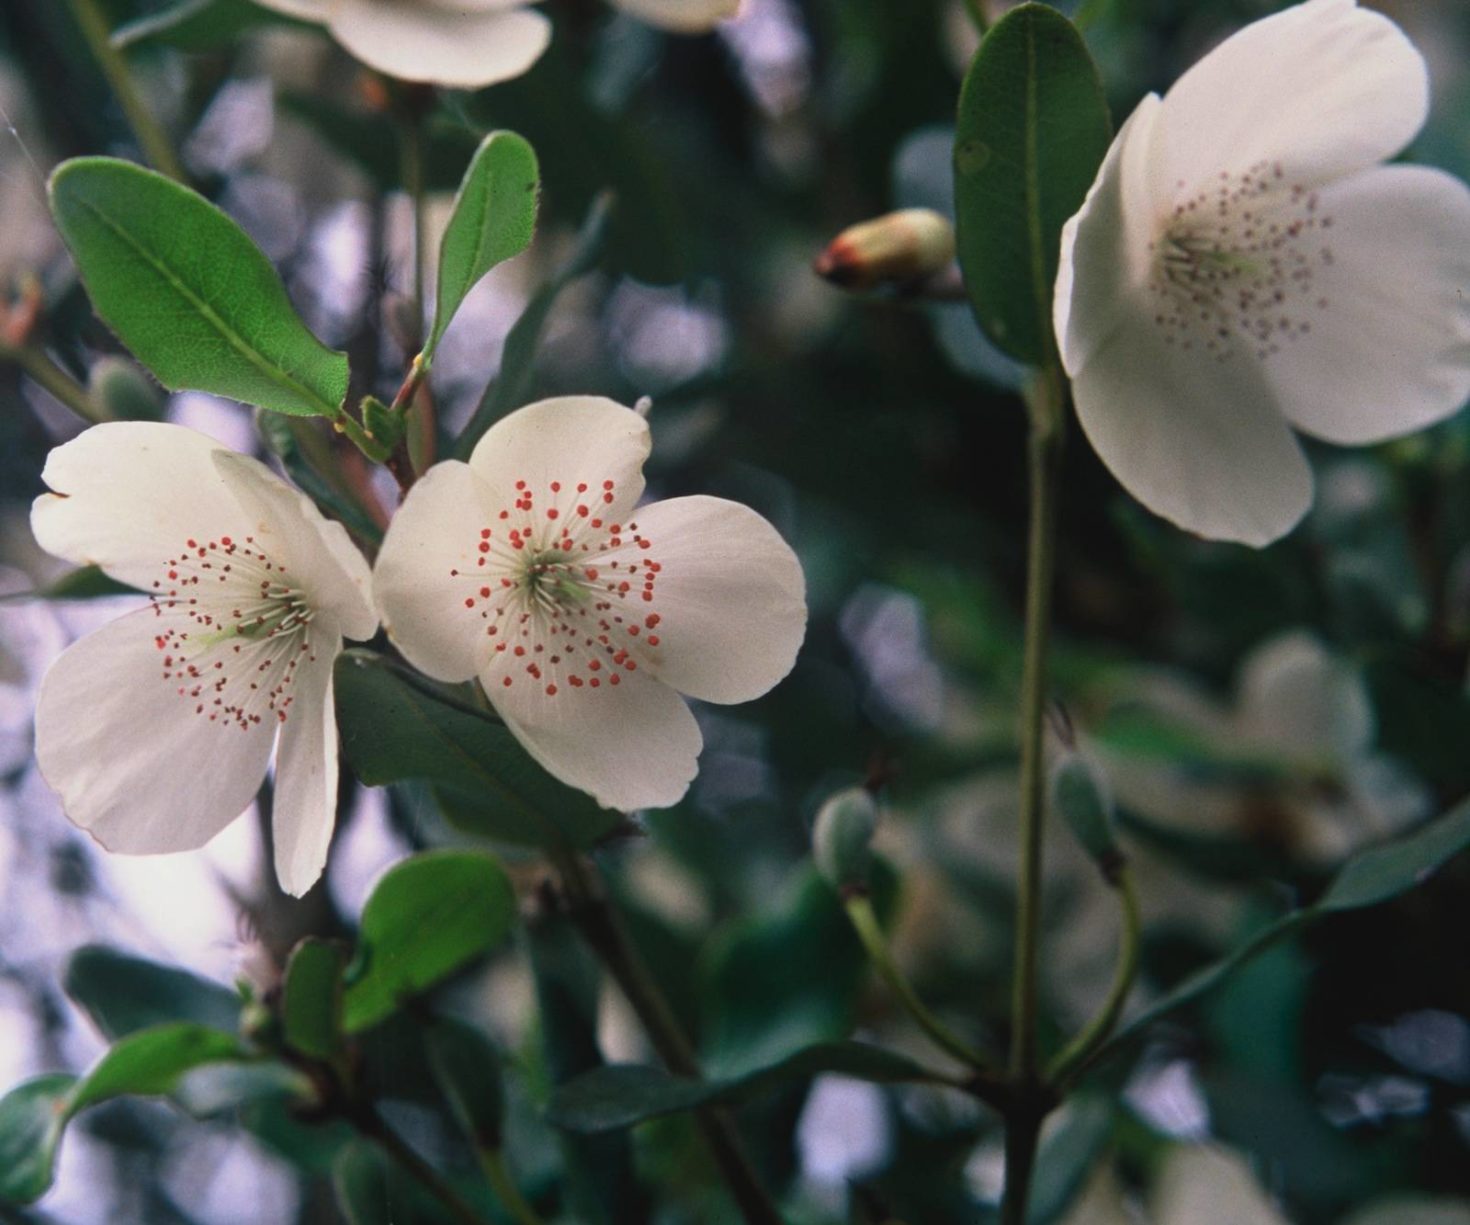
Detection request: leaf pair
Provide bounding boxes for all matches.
[48,130,538,419]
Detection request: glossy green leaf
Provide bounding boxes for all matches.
[953,3,1111,364]
[1075,795,1470,1081]
[49,158,349,418]
[548,1041,944,1134]
[0,1024,246,1204]
[334,650,620,851]
[0,1075,74,1204]
[282,939,346,1061]
[343,850,518,1033]
[455,193,612,458]
[113,0,301,50]
[426,1018,506,1151]
[64,944,241,1040]
[428,131,539,358]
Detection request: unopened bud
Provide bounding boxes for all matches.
[89,356,164,422]
[813,786,878,892]
[813,208,956,291]
[1051,752,1121,876]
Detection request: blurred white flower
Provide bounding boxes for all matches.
[1060,1145,1286,1225]
[1098,630,1428,863]
[373,395,806,811]
[1055,0,1470,546]
[30,423,377,896]
[255,0,737,88]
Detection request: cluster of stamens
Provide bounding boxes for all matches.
[1149,159,1337,362]
[449,477,665,700]
[149,534,316,731]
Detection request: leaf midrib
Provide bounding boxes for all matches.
[70,193,339,416]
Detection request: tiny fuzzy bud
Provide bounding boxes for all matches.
[813,786,878,893]
[634,395,653,418]
[1051,752,1121,875]
[89,356,164,422]
[813,208,956,291]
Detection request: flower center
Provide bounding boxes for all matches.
[449,477,666,699]
[1149,159,1337,362]
[149,534,318,730]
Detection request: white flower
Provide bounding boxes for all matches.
[1055,0,1470,546]
[255,0,738,89]
[31,423,377,896]
[372,395,806,811]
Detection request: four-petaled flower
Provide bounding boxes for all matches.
[1055,0,1470,546]
[373,396,807,811]
[255,0,739,89]
[31,423,377,896]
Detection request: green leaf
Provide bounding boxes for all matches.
[334,650,620,851]
[953,3,1112,364]
[49,158,349,418]
[548,1041,943,1134]
[282,939,346,1061]
[426,1018,506,1151]
[112,0,302,50]
[455,193,612,459]
[0,1075,74,1205]
[343,850,518,1033]
[332,1141,444,1225]
[1076,795,1470,1080]
[6,566,139,603]
[0,1025,247,1204]
[428,131,539,359]
[1026,1096,1116,1225]
[64,944,242,1040]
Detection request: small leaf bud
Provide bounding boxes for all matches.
[1051,752,1121,876]
[813,786,878,893]
[89,356,165,421]
[813,208,957,291]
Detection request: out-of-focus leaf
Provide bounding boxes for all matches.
[0,1024,247,1204]
[455,193,612,458]
[14,567,139,602]
[426,1017,506,1152]
[0,1075,74,1205]
[528,904,646,1225]
[953,3,1111,364]
[49,158,348,418]
[334,650,620,851]
[343,850,517,1033]
[1026,1095,1116,1225]
[1075,795,1470,1080]
[112,0,300,51]
[428,131,539,358]
[548,1041,943,1134]
[332,1140,444,1225]
[64,944,241,1040]
[282,939,346,1061]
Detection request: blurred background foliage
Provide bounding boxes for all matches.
[1,0,1469,1222]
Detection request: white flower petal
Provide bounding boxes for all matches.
[31,423,250,591]
[608,0,738,34]
[34,608,275,854]
[468,396,651,524]
[601,495,805,704]
[271,629,342,897]
[1055,93,1166,378]
[1157,0,1428,191]
[326,0,550,87]
[486,658,701,811]
[1070,276,1313,547]
[1262,165,1470,445]
[1153,1146,1288,1225]
[373,459,494,683]
[212,452,378,641]
[254,0,329,20]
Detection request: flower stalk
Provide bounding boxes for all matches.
[1002,364,1066,1225]
[1047,863,1141,1090]
[63,0,187,184]
[0,341,103,424]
